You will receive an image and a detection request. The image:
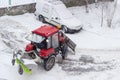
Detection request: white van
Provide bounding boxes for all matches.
[35,0,82,30]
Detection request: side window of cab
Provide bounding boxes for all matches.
[42,4,49,13]
[52,32,59,48]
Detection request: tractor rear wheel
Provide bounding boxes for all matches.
[61,25,67,33]
[44,55,55,71]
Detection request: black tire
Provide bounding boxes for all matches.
[61,25,67,33]
[12,59,15,66]
[18,65,23,75]
[44,55,55,71]
[28,52,36,59]
[62,43,68,59]
[61,25,82,34]
[38,15,45,23]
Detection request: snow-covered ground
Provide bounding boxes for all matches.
[1,1,120,80]
[68,1,120,50]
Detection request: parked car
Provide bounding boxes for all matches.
[35,0,82,31]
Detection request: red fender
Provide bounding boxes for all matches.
[25,43,34,52]
[40,48,55,58]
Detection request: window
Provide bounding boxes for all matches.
[52,33,59,48]
[26,33,45,43]
[47,36,52,49]
[42,4,49,13]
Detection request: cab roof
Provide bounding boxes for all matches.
[32,25,59,37]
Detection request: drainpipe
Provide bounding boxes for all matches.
[7,0,11,13]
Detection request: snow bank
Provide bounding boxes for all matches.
[68,2,120,50]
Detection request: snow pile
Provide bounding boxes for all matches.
[68,1,120,50]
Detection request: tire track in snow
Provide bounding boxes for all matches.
[0,19,28,53]
[75,48,120,53]
[60,55,116,75]
[59,48,119,75]
[0,78,7,80]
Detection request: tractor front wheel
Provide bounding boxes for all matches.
[44,55,55,71]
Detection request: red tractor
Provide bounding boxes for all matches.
[12,25,76,75]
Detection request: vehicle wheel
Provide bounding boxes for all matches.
[62,43,68,59]
[28,52,36,59]
[38,15,45,23]
[61,25,67,33]
[44,55,55,71]
[18,65,23,75]
[12,59,15,66]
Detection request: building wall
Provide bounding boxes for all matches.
[0,0,36,16]
[0,0,36,8]
[61,0,95,7]
[0,0,9,8]
[61,0,114,7]
[0,3,36,16]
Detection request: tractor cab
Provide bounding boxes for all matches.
[25,25,65,58]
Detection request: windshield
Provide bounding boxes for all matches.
[26,33,45,43]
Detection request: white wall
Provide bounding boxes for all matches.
[11,0,36,6]
[0,0,9,8]
[0,0,36,8]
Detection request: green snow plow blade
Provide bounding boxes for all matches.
[16,58,32,74]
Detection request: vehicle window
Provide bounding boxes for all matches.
[52,33,59,48]
[52,10,56,18]
[33,34,45,43]
[42,4,49,13]
[47,36,52,49]
[26,33,45,43]
[54,4,73,19]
